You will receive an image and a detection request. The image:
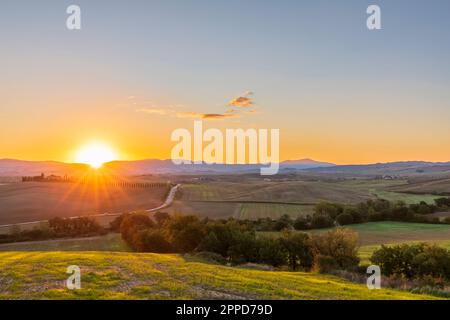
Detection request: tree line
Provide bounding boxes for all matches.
[116,212,361,272]
[262,197,450,232]
[0,217,106,244]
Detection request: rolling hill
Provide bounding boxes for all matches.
[0,251,436,300]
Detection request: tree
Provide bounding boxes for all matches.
[258,237,287,267]
[293,216,310,230]
[153,211,171,227]
[314,202,344,219]
[435,197,450,208]
[273,214,293,231]
[227,231,260,264]
[199,220,254,259]
[343,207,363,224]
[311,213,334,229]
[135,229,173,253]
[120,212,155,245]
[336,213,354,226]
[312,228,360,271]
[164,215,206,252]
[371,243,450,280]
[279,231,314,271]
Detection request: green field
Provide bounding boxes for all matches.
[0,251,437,300]
[338,222,450,245]
[259,222,450,247]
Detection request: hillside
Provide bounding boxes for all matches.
[0,251,436,300]
[389,178,450,195]
[0,182,169,225]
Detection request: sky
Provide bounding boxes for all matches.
[1,0,450,164]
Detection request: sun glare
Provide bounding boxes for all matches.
[75,142,118,169]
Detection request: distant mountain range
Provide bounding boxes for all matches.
[1,158,450,177]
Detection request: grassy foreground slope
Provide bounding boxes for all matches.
[0,252,436,300]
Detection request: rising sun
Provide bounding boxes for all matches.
[75,142,118,169]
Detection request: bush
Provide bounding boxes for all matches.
[153,211,170,226]
[279,231,314,271]
[134,229,173,253]
[227,232,260,264]
[293,216,310,230]
[336,213,354,226]
[273,214,293,231]
[312,228,360,271]
[435,197,450,208]
[164,215,206,253]
[311,214,334,229]
[371,243,450,280]
[120,212,155,245]
[314,202,344,219]
[258,237,287,267]
[313,254,338,273]
[48,217,104,237]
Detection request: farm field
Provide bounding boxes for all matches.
[168,200,313,219]
[180,180,375,203]
[0,182,169,225]
[0,233,129,252]
[180,180,440,205]
[330,179,440,204]
[261,222,450,246]
[389,178,450,195]
[170,179,440,219]
[336,222,450,246]
[0,251,437,300]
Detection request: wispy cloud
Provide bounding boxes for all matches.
[134,91,258,121]
[227,91,254,108]
[175,112,239,120]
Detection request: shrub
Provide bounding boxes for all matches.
[153,211,171,226]
[279,231,314,271]
[370,243,450,280]
[48,217,104,237]
[313,254,338,273]
[258,237,287,267]
[311,214,334,229]
[293,216,310,230]
[312,228,360,271]
[314,202,344,219]
[435,197,450,208]
[344,207,364,224]
[134,229,173,253]
[164,215,206,252]
[336,213,354,226]
[227,231,260,264]
[273,214,293,231]
[120,212,155,245]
